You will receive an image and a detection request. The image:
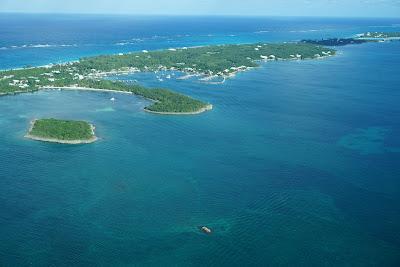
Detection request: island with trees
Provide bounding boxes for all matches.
[357,32,400,39]
[302,32,400,47]
[0,42,336,114]
[25,118,98,144]
[301,38,370,46]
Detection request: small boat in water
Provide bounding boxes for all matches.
[200,226,212,234]
[110,97,115,101]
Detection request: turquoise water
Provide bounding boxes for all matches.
[1,16,400,266]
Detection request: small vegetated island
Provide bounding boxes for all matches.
[0,42,336,114]
[26,118,97,144]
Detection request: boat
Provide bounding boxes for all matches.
[200,226,212,234]
[110,97,115,101]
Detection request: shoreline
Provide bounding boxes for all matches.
[25,119,98,145]
[0,89,38,97]
[144,104,213,115]
[86,49,335,85]
[1,53,334,115]
[41,86,213,115]
[1,42,338,116]
[41,86,134,95]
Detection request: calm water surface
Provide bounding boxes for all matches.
[0,15,399,266]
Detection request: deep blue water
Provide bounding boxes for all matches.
[0,14,400,266]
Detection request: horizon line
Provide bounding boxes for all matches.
[0,11,399,19]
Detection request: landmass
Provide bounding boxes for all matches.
[357,32,400,39]
[0,42,335,114]
[25,118,98,144]
[302,32,400,47]
[301,38,370,46]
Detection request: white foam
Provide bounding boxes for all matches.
[4,43,77,49]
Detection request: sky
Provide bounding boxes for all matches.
[0,0,399,17]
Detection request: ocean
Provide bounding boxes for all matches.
[0,14,399,266]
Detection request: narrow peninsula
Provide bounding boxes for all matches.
[357,32,400,40]
[1,42,336,114]
[25,118,98,144]
[302,32,400,47]
[301,38,370,46]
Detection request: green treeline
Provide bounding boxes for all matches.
[78,43,334,75]
[78,79,207,113]
[29,119,94,140]
[0,42,336,113]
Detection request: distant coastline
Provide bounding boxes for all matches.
[1,42,335,114]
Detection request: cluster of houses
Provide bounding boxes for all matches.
[289,54,303,59]
[5,66,83,90]
[260,55,276,60]
[40,70,62,82]
[362,32,387,38]
[8,79,30,89]
[1,75,14,80]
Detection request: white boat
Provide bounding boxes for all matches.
[200,226,212,234]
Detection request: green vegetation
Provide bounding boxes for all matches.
[302,33,400,47]
[27,118,96,143]
[0,42,336,113]
[78,43,335,76]
[358,32,400,39]
[78,79,209,113]
[301,38,370,46]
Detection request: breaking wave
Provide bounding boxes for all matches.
[0,44,78,50]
